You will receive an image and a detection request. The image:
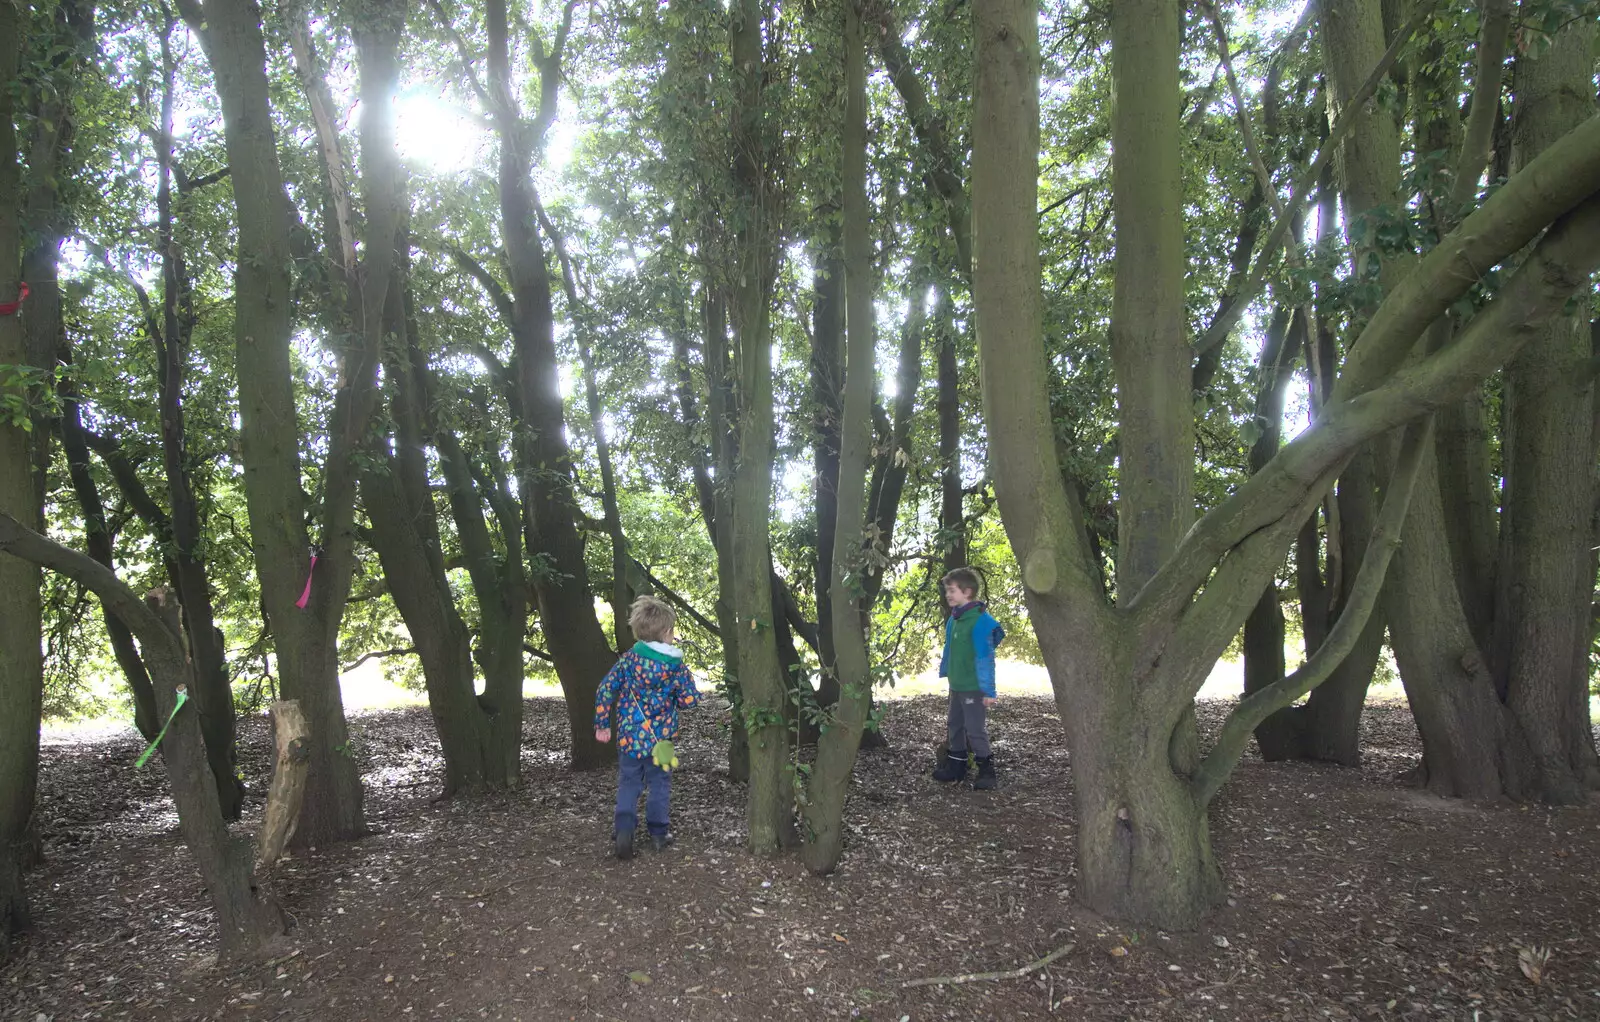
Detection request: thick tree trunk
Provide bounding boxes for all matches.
[0,4,41,947]
[1071,646,1223,929]
[974,0,1224,928]
[179,0,367,845]
[1497,15,1600,799]
[1386,445,1540,797]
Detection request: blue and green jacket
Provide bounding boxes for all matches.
[594,641,699,759]
[939,602,1004,699]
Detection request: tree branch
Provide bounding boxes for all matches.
[446,244,516,325]
[177,165,231,192]
[1135,140,1600,626]
[1193,418,1432,806]
[530,0,582,148]
[1193,0,1440,357]
[83,431,175,538]
[424,0,494,112]
[1448,0,1512,216]
[904,942,1077,989]
[0,512,177,653]
[632,558,721,638]
[342,646,416,672]
[523,643,553,663]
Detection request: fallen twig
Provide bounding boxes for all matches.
[903,941,1076,989]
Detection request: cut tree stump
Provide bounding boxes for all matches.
[256,700,310,871]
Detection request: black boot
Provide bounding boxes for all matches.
[650,832,676,852]
[973,756,997,791]
[932,752,968,783]
[614,828,635,860]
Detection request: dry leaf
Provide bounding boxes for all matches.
[1517,945,1550,985]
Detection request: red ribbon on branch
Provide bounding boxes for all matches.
[0,282,29,316]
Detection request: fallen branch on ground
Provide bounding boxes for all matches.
[902,942,1076,989]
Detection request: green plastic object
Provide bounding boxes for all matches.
[135,688,189,768]
[651,739,679,772]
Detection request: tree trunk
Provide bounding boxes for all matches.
[1108,0,1191,600]
[482,0,615,769]
[1265,0,1405,766]
[1496,14,1600,799]
[1241,311,1295,703]
[363,435,490,795]
[1072,645,1224,929]
[936,287,967,573]
[1265,450,1385,764]
[0,2,41,947]
[57,370,159,740]
[151,24,241,819]
[810,230,844,677]
[179,0,368,845]
[728,0,791,852]
[433,412,527,790]
[1385,444,1540,797]
[0,520,286,960]
[803,0,875,873]
[974,0,1224,928]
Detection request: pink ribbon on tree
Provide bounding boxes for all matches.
[294,549,319,609]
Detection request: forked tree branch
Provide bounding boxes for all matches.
[1193,418,1433,806]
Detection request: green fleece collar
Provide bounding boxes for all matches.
[631,640,684,665]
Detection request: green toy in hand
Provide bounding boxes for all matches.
[651,739,679,771]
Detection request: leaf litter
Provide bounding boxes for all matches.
[3,696,1598,1020]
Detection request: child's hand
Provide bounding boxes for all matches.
[595,727,612,743]
[983,697,997,708]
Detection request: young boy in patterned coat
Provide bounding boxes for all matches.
[594,596,699,859]
[932,567,1005,790]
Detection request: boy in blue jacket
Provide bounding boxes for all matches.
[932,567,1005,790]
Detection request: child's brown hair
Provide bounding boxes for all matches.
[940,567,982,600]
[628,595,677,643]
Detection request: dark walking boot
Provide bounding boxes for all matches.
[932,752,968,783]
[973,756,997,791]
[614,828,635,860]
[650,832,676,852]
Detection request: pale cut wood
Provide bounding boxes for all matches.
[256,700,310,871]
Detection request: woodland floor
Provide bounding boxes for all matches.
[4,696,1599,1022]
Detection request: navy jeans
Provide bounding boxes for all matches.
[614,749,672,836]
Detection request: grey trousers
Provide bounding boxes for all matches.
[945,691,991,758]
